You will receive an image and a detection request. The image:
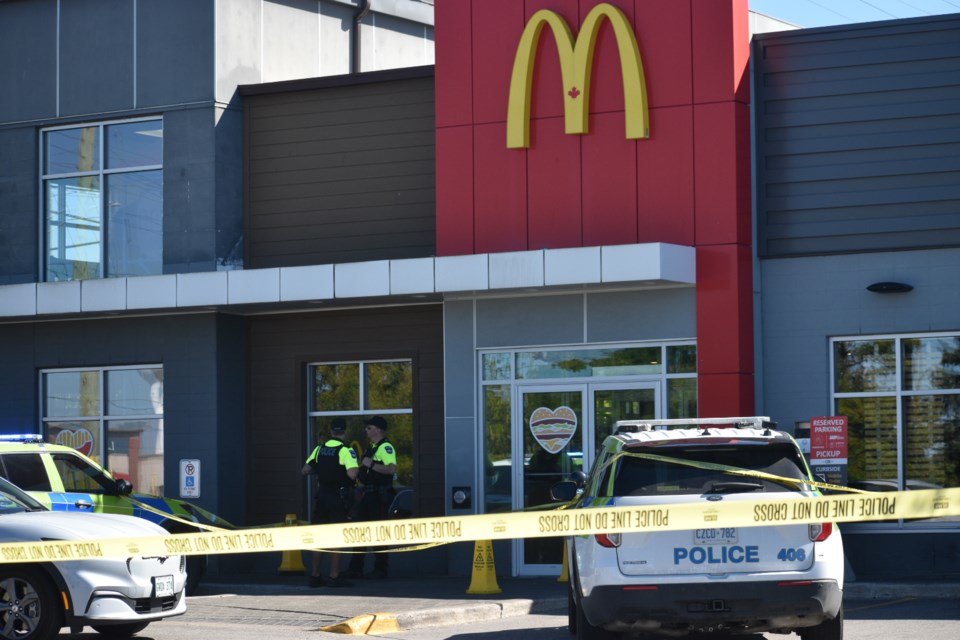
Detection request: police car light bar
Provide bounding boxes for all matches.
[614,417,775,433]
[0,434,45,443]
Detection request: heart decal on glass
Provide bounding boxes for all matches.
[529,406,578,454]
[55,428,95,457]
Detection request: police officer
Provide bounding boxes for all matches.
[343,415,397,579]
[301,418,358,587]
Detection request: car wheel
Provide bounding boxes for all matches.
[568,582,577,634]
[0,566,63,640]
[576,592,618,640]
[91,621,150,638]
[185,554,206,596]
[800,604,844,640]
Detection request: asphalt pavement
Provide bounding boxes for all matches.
[193,573,960,635]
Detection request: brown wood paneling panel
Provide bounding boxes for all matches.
[244,75,436,269]
[245,305,444,526]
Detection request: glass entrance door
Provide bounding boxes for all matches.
[514,382,659,575]
[518,386,584,575]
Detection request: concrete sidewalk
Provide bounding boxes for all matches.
[192,575,566,634]
[194,574,960,634]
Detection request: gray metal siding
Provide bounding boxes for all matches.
[759,248,960,434]
[244,75,436,268]
[476,295,586,348]
[59,0,135,116]
[0,0,214,124]
[587,289,697,343]
[0,0,57,123]
[754,16,960,257]
[0,314,244,524]
[0,127,38,285]
[137,0,215,107]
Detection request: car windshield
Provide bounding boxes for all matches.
[0,477,48,514]
[604,441,810,497]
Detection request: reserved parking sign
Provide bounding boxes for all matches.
[180,459,201,498]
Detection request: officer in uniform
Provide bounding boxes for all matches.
[343,415,397,579]
[302,418,359,587]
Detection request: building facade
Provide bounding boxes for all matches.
[0,0,958,579]
[754,15,960,579]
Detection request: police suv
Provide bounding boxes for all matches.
[0,435,233,594]
[554,417,844,640]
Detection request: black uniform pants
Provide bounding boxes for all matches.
[348,487,395,574]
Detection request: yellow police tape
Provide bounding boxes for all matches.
[1,487,958,564]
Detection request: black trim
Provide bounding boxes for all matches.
[238,65,434,97]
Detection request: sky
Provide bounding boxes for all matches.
[750,0,960,27]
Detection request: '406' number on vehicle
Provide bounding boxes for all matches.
[777,547,807,562]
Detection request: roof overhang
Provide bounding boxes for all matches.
[0,243,695,322]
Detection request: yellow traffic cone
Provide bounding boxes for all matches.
[557,541,569,583]
[466,539,502,594]
[277,513,306,574]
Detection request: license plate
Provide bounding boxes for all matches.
[694,528,738,545]
[154,575,174,598]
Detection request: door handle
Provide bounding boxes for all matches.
[74,500,94,510]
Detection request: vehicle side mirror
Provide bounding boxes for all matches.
[550,480,579,502]
[115,479,133,496]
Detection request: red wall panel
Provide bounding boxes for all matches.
[693,101,751,246]
[528,115,583,249]
[474,122,528,253]
[436,126,475,256]
[472,0,525,125]
[695,244,754,375]
[633,0,692,108]
[637,105,694,245]
[692,0,750,105]
[582,111,637,246]
[435,0,472,128]
[698,374,755,419]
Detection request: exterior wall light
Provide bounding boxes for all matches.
[866,282,913,293]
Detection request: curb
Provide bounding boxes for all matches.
[322,612,402,635]
[322,597,567,634]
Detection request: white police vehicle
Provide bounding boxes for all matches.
[554,417,844,640]
[0,476,187,638]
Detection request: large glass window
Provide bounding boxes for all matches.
[41,366,164,495]
[833,334,960,521]
[307,360,414,489]
[42,118,163,281]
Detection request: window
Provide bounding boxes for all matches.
[832,333,960,523]
[41,366,165,495]
[603,443,808,498]
[42,118,163,281]
[307,360,414,488]
[52,452,116,493]
[0,454,52,492]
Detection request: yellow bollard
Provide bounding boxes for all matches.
[277,513,306,574]
[557,540,569,583]
[466,539,502,594]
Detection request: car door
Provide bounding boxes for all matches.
[45,450,143,518]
